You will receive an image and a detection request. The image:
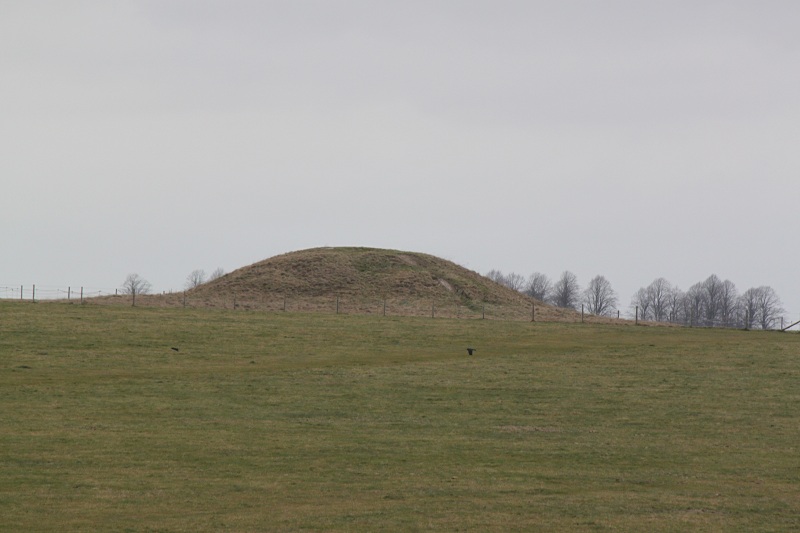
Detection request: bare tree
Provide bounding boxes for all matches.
[583,275,617,316]
[755,286,784,330]
[485,270,525,291]
[646,278,672,322]
[121,273,151,307]
[739,287,760,329]
[503,272,527,292]
[685,283,705,327]
[631,287,651,321]
[185,269,207,289]
[208,267,225,281]
[701,274,723,326]
[666,286,684,324]
[679,289,695,326]
[552,271,580,310]
[485,269,505,285]
[525,272,552,303]
[718,279,739,327]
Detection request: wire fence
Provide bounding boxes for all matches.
[92,292,546,322]
[3,284,796,329]
[0,285,121,302]
[0,284,602,323]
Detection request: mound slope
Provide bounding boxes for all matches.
[190,247,533,307]
[181,247,595,321]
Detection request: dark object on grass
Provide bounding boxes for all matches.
[171,347,179,352]
[467,347,476,355]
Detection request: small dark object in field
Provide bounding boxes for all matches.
[17,365,31,369]
[467,347,476,355]
[171,347,179,352]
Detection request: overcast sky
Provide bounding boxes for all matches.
[3,1,799,318]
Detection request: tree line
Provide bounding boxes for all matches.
[486,270,785,330]
[121,266,784,329]
[630,275,784,329]
[119,268,226,306]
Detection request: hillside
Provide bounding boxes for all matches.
[99,247,614,322]
[192,247,523,302]
[183,247,582,321]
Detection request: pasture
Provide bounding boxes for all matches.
[1,301,799,531]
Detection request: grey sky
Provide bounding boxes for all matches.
[3,1,799,317]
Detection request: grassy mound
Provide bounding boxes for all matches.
[193,247,530,303]
[170,247,586,321]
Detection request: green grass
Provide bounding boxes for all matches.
[1,301,800,531]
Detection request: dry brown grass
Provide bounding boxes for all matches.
[94,247,636,325]
[195,247,530,303]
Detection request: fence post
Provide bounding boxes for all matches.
[183,291,186,308]
[68,286,71,300]
[336,297,339,314]
[532,304,535,322]
[431,302,435,318]
[32,284,36,302]
[80,287,84,304]
[482,304,485,320]
[581,304,584,323]
[383,299,386,317]
[20,285,23,301]
[283,296,287,312]
[635,306,639,325]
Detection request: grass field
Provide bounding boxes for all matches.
[1,301,799,531]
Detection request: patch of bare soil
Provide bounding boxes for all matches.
[397,254,418,267]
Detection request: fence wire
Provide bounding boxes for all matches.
[0,285,117,301]
[3,284,795,329]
